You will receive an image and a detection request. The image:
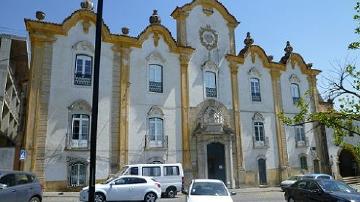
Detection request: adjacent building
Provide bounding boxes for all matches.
[0,34,29,170]
[23,0,348,191]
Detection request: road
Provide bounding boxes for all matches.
[43,189,285,202]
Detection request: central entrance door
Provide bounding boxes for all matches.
[258,158,267,185]
[339,149,358,177]
[207,142,226,183]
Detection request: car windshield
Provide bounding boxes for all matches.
[319,180,356,193]
[190,182,229,196]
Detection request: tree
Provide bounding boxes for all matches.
[280,2,360,147]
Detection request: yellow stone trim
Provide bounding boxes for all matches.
[270,69,289,181]
[289,53,321,76]
[171,0,239,26]
[117,46,131,168]
[180,53,192,172]
[229,61,245,183]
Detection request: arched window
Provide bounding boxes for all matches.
[149,64,163,93]
[254,122,265,142]
[69,162,86,187]
[146,106,165,148]
[67,100,91,149]
[291,83,300,104]
[71,114,90,148]
[74,54,92,86]
[205,71,217,98]
[250,78,261,102]
[300,156,308,170]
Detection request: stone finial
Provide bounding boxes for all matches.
[149,10,161,24]
[280,41,293,64]
[121,27,129,35]
[284,41,293,55]
[80,0,94,10]
[307,63,313,68]
[267,55,274,61]
[35,11,45,21]
[244,32,254,47]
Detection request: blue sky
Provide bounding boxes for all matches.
[0,0,358,94]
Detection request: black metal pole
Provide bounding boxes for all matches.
[88,0,103,201]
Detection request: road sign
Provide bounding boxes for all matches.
[20,149,26,160]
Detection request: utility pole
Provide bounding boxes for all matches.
[88,0,103,201]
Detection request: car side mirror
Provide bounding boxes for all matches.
[109,181,115,186]
[182,190,188,195]
[230,191,236,196]
[0,184,7,189]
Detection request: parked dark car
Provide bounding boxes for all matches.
[0,170,42,202]
[284,178,360,202]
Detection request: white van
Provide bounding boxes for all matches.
[119,163,184,198]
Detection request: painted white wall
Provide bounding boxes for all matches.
[45,21,113,181]
[128,34,182,164]
[186,5,232,109]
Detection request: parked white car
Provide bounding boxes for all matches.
[119,163,184,198]
[183,179,236,202]
[79,176,161,202]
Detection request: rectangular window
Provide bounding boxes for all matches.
[74,55,92,86]
[142,166,161,176]
[69,163,86,186]
[149,64,163,93]
[295,125,305,142]
[149,117,163,147]
[164,166,180,176]
[254,122,265,141]
[250,78,261,102]
[291,83,300,104]
[71,114,90,148]
[205,71,217,97]
[300,156,308,170]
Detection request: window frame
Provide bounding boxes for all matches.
[70,114,90,149]
[68,162,87,187]
[204,71,217,98]
[295,125,306,142]
[290,83,300,104]
[254,121,265,142]
[250,78,261,102]
[148,64,163,93]
[74,54,93,86]
[148,117,164,147]
[300,156,308,170]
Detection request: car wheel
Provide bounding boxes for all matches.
[166,187,176,198]
[29,196,41,202]
[144,192,157,202]
[95,192,106,202]
[288,197,295,202]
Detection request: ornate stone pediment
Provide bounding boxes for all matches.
[202,60,218,71]
[68,99,92,112]
[72,40,94,52]
[289,74,300,83]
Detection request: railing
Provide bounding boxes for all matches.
[253,136,269,149]
[145,135,168,149]
[65,133,89,150]
[296,137,309,148]
[206,87,217,97]
[149,81,163,93]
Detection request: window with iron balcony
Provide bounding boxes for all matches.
[205,71,217,98]
[69,114,90,149]
[149,64,163,93]
[291,83,300,104]
[250,78,261,102]
[74,55,92,86]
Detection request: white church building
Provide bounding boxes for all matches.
[22,0,339,191]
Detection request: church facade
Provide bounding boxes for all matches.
[23,0,328,191]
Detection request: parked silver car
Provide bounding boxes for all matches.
[0,170,42,202]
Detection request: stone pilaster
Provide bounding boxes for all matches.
[23,34,55,189]
[229,62,245,186]
[180,53,192,182]
[118,46,131,169]
[227,23,236,55]
[270,69,289,181]
[175,10,188,46]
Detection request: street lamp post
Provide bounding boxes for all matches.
[88,0,103,201]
